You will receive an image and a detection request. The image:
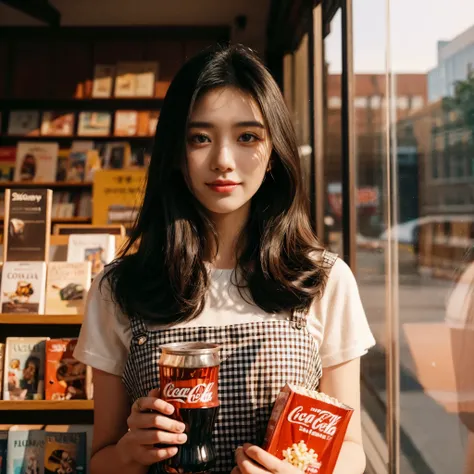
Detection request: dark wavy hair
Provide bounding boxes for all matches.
[103,44,328,325]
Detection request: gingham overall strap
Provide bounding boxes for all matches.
[128,311,150,341]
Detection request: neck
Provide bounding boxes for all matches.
[208,203,250,269]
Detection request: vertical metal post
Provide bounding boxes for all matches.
[384,0,400,472]
[310,3,325,241]
[341,0,356,270]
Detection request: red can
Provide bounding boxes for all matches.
[159,342,220,474]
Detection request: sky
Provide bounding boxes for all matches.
[325,0,474,73]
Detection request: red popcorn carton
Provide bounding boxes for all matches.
[263,384,353,474]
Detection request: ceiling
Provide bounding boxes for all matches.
[0,0,271,53]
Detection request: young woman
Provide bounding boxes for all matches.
[74,44,375,474]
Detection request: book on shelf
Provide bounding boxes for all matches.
[92,64,116,98]
[55,149,69,182]
[3,188,52,262]
[45,425,93,471]
[7,111,40,136]
[66,233,115,278]
[0,344,4,401]
[2,338,49,401]
[45,338,92,401]
[114,110,138,136]
[45,262,91,315]
[0,262,47,315]
[0,147,16,182]
[0,426,7,474]
[102,142,132,169]
[114,61,158,98]
[44,430,87,474]
[14,142,59,183]
[40,112,75,137]
[6,425,45,474]
[77,112,111,137]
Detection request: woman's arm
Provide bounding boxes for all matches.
[89,369,147,474]
[318,357,366,474]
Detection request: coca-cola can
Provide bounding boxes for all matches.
[159,342,220,474]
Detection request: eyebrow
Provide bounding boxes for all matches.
[188,120,265,129]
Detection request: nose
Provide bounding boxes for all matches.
[210,143,235,172]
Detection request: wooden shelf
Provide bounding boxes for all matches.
[0,217,91,226]
[0,181,92,189]
[0,400,93,410]
[0,314,83,324]
[0,135,154,143]
[0,98,164,110]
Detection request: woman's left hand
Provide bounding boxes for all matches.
[231,444,302,474]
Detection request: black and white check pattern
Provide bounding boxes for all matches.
[122,251,337,474]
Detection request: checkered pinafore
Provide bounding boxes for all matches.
[122,251,337,474]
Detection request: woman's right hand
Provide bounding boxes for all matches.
[116,388,188,467]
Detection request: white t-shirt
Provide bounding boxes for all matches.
[73,258,375,376]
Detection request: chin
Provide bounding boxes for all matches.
[204,202,245,215]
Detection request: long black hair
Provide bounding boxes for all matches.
[103,44,328,325]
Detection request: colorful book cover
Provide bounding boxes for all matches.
[3,188,52,262]
[40,112,74,137]
[0,262,47,314]
[45,262,91,315]
[102,142,131,170]
[14,143,58,183]
[114,111,137,136]
[6,426,45,474]
[3,338,48,401]
[44,431,86,474]
[0,147,16,182]
[77,112,111,137]
[55,150,69,182]
[7,111,40,136]
[45,339,90,401]
[44,426,92,473]
[66,234,115,279]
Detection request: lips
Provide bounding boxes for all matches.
[206,180,241,193]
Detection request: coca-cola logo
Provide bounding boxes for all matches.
[287,406,341,437]
[163,382,215,404]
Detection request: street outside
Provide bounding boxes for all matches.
[356,248,469,474]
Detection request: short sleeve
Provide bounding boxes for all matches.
[73,272,131,376]
[314,258,375,368]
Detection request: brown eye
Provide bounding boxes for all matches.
[238,133,259,143]
[191,134,210,144]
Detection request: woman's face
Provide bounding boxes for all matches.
[186,87,272,217]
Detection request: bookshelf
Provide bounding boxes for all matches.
[0,181,92,189]
[0,314,83,325]
[0,400,93,411]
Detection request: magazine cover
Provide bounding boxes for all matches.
[91,65,115,98]
[45,339,90,401]
[44,431,86,474]
[0,262,47,314]
[3,338,48,401]
[77,112,111,137]
[44,426,93,472]
[14,142,58,183]
[7,111,40,136]
[3,188,52,262]
[6,426,45,474]
[66,234,115,278]
[40,112,74,137]
[45,262,91,315]
[114,111,137,136]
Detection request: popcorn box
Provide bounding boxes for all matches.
[263,384,353,474]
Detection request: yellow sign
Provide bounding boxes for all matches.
[92,169,146,226]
